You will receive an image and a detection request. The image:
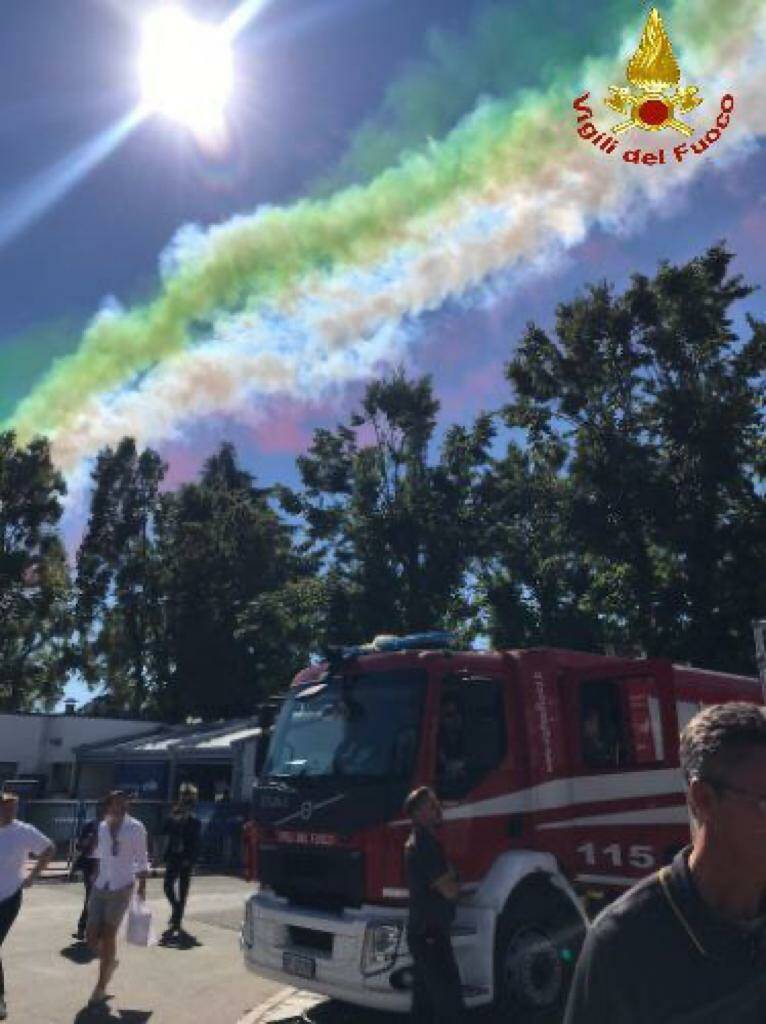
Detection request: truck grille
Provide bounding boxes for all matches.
[288,925,334,954]
[259,845,365,911]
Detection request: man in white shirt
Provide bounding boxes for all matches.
[0,792,55,1021]
[86,790,150,1007]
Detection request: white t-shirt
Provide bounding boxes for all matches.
[93,815,150,892]
[0,821,52,902]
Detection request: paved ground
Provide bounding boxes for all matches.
[1,874,284,1024]
[4,874,505,1024]
[245,991,406,1024]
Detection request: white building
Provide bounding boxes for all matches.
[0,709,162,796]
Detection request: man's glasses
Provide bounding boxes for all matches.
[704,777,766,814]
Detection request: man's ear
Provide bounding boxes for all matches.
[688,778,717,827]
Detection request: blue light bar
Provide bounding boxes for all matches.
[370,631,457,652]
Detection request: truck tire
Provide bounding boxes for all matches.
[493,875,585,1022]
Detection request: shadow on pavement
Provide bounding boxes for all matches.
[285,1003,397,1024]
[274,999,499,1024]
[72,1004,152,1023]
[157,929,202,950]
[60,941,96,964]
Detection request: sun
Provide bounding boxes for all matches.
[139,7,234,137]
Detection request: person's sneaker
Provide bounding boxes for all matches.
[0,996,7,1020]
[88,986,107,1007]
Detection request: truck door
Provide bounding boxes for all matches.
[432,669,518,883]
[555,659,684,888]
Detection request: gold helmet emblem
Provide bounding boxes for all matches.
[605,8,703,135]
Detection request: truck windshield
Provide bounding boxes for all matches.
[264,669,426,781]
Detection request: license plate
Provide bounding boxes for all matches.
[283,952,316,980]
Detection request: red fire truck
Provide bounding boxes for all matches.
[240,632,759,1018]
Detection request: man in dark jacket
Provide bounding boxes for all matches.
[162,786,201,936]
[72,801,105,941]
[565,702,766,1024]
[404,786,464,1023]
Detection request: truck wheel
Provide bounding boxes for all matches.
[493,876,585,1022]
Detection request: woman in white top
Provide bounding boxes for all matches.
[0,792,54,1021]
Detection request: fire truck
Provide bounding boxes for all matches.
[240,632,760,1018]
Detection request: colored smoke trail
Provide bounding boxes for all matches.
[315,0,641,192]
[8,0,766,477]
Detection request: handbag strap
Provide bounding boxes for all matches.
[657,865,708,958]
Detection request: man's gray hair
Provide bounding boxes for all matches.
[680,702,766,784]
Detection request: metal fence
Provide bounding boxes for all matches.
[17,799,250,874]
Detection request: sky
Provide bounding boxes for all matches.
[1,0,764,703]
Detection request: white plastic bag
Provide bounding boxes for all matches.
[126,896,157,947]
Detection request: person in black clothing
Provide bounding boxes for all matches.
[72,801,105,941]
[404,786,464,1023]
[565,702,766,1024]
[162,786,201,936]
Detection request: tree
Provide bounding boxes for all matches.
[639,245,766,670]
[0,431,71,710]
[285,370,495,644]
[157,443,304,719]
[491,243,766,671]
[477,435,602,651]
[75,438,166,715]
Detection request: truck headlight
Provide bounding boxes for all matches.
[362,922,403,975]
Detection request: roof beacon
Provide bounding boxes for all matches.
[371,631,456,652]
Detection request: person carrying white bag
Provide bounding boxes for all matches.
[86,791,151,1008]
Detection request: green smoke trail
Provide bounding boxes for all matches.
[0,319,81,422]
[8,0,762,448]
[314,0,640,193]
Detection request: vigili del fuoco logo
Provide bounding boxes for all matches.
[573,7,735,166]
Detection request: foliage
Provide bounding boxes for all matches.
[75,438,166,715]
[283,369,495,644]
[0,432,71,710]
[489,244,766,672]
[155,443,314,719]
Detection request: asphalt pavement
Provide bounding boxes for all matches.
[1,874,283,1024]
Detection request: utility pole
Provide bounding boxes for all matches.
[754,620,766,704]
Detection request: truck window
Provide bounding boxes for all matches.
[677,700,702,731]
[579,676,665,770]
[436,677,507,799]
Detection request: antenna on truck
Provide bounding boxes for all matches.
[753,620,766,704]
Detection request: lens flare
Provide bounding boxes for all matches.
[139,7,234,138]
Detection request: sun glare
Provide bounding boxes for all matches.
[139,7,234,138]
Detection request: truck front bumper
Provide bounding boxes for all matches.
[240,888,413,1013]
